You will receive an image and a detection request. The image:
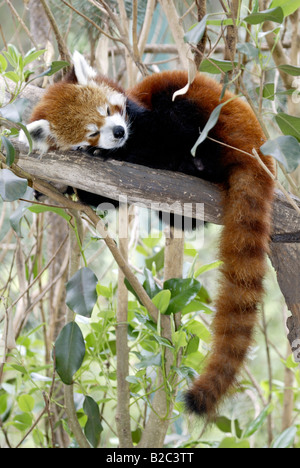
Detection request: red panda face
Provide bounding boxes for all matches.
[86,91,128,150]
[21,82,128,153]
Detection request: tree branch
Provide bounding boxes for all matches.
[40,0,71,63]
[138,227,184,448]
[115,203,133,448]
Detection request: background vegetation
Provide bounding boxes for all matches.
[0,0,300,449]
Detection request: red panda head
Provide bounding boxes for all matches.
[20,52,128,153]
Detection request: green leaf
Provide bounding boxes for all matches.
[0,54,7,72]
[191,101,228,155]
[163,278,202,315]
[135,353,162,369]
[36,60,69,79]
[183,350,206,373]
[0,169,28,201]
[275,113,300,141]
[143,268,161,299]
[244,7,284,24]
[131,427,142,444]
[182,299,213,315]
[218,437,250,448]
[194,260,222,277]
[17,395,35,413]
[236,43,259,58]
[199,58,237,74]
[243,404,271,437]
[172,329,188,349]
[152,290,171,314]
[1,136,15,166]
[17,122,33,153]
[145,247,165,272]
[260,135,300,172]
[277,64,300,76]
[153,334,174,349]
[186,335,199,355]
[184,15,208,44]
[185,319,211,343]
[4,71,20,84]
[66,267,98,317]
[23,49,45,66]
[270,0,300,17]
[96,283,113,298]
[270,426,297,448]
[255,83,275,101]
[83,396,103,448]
[206,18,234,26]
[28,204,72,223]
[284,353,299,369]
[13,413,32,431]
[216,416,243,438]
[0,394,7,414]
[9,187,35,237]
[3,44,20,68]
[55,321,86,385]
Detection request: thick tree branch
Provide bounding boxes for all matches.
[14,143,300,231]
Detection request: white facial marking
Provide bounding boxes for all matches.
[86,123,99,136]
[97,106,107,117]
[109,92,126,108]
[99,113,128,149]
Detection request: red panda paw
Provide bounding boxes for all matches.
[19,119,52,154]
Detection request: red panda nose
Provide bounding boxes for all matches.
[113,126,125,139]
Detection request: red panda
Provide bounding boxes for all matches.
[21,52,275,418]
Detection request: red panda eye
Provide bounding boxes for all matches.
[107,106,111,116]
[89,131,100,137]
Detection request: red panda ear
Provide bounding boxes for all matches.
[72,51,97,85]
[19,119,53,154]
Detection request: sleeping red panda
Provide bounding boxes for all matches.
[21,51,275,418]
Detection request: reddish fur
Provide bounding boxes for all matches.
[29,69,275,417]
[129,71,275,417]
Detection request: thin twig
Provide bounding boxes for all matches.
[252,149,300,216]
[261,306,273,446]
[15,353,57,448]
[4,0,39,49]
[11,233,68,312]
[40,0,71,63]
[62,0,121,43]
[115,204,133,447]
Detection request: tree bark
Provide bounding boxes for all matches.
[138,227,184,448]
[115,203,133,447]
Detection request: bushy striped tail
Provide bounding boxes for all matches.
[185,161,275,418]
